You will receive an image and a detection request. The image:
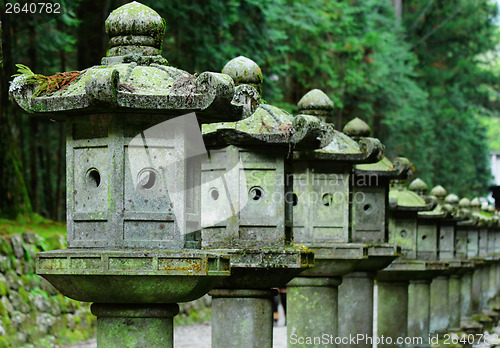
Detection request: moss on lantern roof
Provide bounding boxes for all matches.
[343,117,371,137]
[429,185,447,198]
[297,130,382,163]
[202,104,334,149]
[297,89,334,111]
[10,2,242,122]
[354,156,399,176]
[202,104,291,135]
[222,56,263,86]
[11,62,241,121]
[389,187,431,210]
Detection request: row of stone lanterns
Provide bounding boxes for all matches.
[10,2,500,348]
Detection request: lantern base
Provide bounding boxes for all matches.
[209,289,275,348]
[91,303,178,348]
[287,277,342,348]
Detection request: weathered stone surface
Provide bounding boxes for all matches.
[429,185,447,200]
[105,2,165,56]
[210,289,274,348]
[407,280,431,347]
[0,233,95,347]
[10,234,24,259]
[37,249,231,303]
[92,303,178,348]
[222,56,263,86]
[430,276,450,334]
[287,277,341,348]
[338,272,375,348]
[343,117,371,138]
[409,178,428,195]
[297,89,334,111]
[377,280,409,348]
[10,3,242,123]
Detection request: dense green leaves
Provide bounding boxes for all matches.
[0,0,498,218]
[401,0,499,196]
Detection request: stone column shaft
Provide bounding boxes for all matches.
[471,268,482,313]
[210,289,275,348]
[287,277,341,348]
[460,272,473,325]
[91,303,179,348]
[377,281,409,348]
[496,264,500,300]
[338,272,375,348]
[480,266,490,310]
[408,280,431,347]
[488,264,497,306]
[430,276,450,334]
[448,275,461,329]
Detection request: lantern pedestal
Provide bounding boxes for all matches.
[376,260,448,348]
[91,303,179,348]
[338,244,399,348]
[286,244,366,348]
[429,276,449,334]
[209,248,314,348]
[210,289,275,348]
[377,280,409,348]
[408,279,431,347]
[287,277,342,348]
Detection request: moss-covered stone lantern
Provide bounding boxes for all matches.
[411,185,473,335]
[336,117,401,347]
[477,202,497,316]
[8,2,250,346]
[285,91,384,348]
[441,193,474,331]
[456,198,483,333]
[200,57,319,348]
[376,170,448,348]
[469,197,492,317]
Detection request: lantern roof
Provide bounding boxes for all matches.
[10,2,242,123]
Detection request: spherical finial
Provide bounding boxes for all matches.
[459,198,471,207]
[297,89,334,112]
[445,193,459,205]
[222,56,263,86]
[106,2,165,57]
[408,178,428,195]
[471,197,481,208]
[429,185,447,199]
[343,117,371,137]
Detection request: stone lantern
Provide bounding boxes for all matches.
[9,2,250,346]
[478,202,497,314]
[456,198,483,332]
[376,172,445,348]
[456,198,472,260]
[441,193,475,331]
[413,185,473,335]
[409,181,449,336]
[470,197,492,316]
[336,117,401,347]
[200,57,319,348]
[286,91,384,348]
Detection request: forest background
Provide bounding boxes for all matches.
[1,0,500,221]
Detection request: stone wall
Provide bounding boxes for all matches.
[0,233,95,347]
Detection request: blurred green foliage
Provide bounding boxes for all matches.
[1,0,499,219]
